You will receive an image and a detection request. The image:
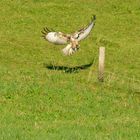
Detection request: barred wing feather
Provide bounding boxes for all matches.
[42,28,68,45]
[73,15,96,41]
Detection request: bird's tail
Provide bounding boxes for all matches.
[62,44,77,56]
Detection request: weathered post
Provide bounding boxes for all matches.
[98,47,105,82]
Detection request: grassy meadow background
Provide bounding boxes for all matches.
[0,0,140,139]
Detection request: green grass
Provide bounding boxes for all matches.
[0,0,140,139]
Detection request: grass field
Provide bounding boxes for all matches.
[0,0,140,139]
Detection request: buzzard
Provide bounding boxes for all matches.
[42,15,96,56]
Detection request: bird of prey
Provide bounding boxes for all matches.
[41,15,96,56]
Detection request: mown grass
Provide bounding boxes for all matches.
[0,0,140,140]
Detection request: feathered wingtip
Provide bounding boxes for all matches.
[86,15,96,27]
[41,27,51,39]
[91,15,96,21]
[89,15,96,26]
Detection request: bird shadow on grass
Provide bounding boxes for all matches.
[44,60,94,73]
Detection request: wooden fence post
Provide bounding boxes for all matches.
[98,47,105,82]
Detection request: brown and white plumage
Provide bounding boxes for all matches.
[42,15,96,55]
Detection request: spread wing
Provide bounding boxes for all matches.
[41,27,70,45]
[72,15,96,41]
